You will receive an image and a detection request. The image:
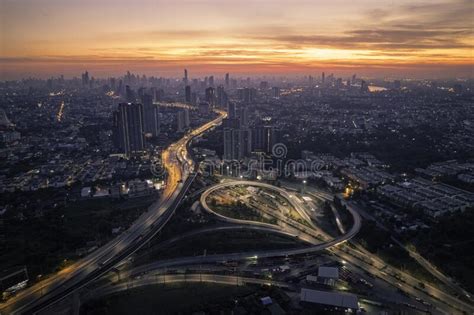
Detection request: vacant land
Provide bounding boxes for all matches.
[1,196,154,283]
[145,229,307,261]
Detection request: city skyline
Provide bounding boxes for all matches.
[1,0,473,79]
[1,1,474,314]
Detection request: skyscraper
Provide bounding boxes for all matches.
[223,128,251,161]
[223,103,251,161]
[205,87,215,106]
[184,108,190,127]
[251,125,279,153]
[239,106,248,127]
[185,85,192,103]
[184,69,188,85]
[225,73,230,87]
[177,109,190,132]
[114,103,145,156]
[227,102,236,119]
[271,87,280,98]
[142,94,159,137]
[177,111,185,132]
[216,86,228,107]
[82,71,89,87]
[238,88,256,104]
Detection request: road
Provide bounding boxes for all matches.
[296,183,474,315]
[0,110,226,315]
[82,273,290,304]
[187,180,472,314]
[200,180,362,252]
[350,199,473,303]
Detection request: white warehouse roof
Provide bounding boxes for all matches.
[300,288,358,309]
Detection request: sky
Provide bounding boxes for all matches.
[0,0,473,79]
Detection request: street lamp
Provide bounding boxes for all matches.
[302,180,307,193]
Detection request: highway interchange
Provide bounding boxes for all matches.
[1,108,473,315]
[0,109,226,314]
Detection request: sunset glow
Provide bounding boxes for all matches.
[1,0,472,78]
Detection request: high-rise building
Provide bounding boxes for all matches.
[251,125,279,153]
[239,106,248,127]
[184,69,188,85]
[271,87,280,98]
[177,109,190,132]
[177,111,185,132]
[184,108,190,127]
[225,73,230,87]
[223,128,234,161]
[82,71,89,87]
[223,128,251,161]
[142,94,159,137]
[322,72,325,84]
[114,103,145,156]
[209,75,214,87]
[191,92,198,105]
[205,87,215,106]
[223,104,251,161]
[185,85,192,103]
[238,88,256,104]
[216,86,228,107]
[227,102,236,119]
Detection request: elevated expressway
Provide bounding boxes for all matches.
[0,110,226,315]
[200,180,361,254]
[191,180,473,315]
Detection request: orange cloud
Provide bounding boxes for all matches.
[0,0,472,79]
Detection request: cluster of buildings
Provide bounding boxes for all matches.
[112,101,158,156]
[341,166,395,190]
[80,178,160,199]
[221,102,280,161]
[415,160,474,186]
[377,178,474,218]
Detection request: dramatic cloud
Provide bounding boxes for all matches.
[0,0,472,78]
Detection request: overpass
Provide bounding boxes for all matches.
[1,110,226,315]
